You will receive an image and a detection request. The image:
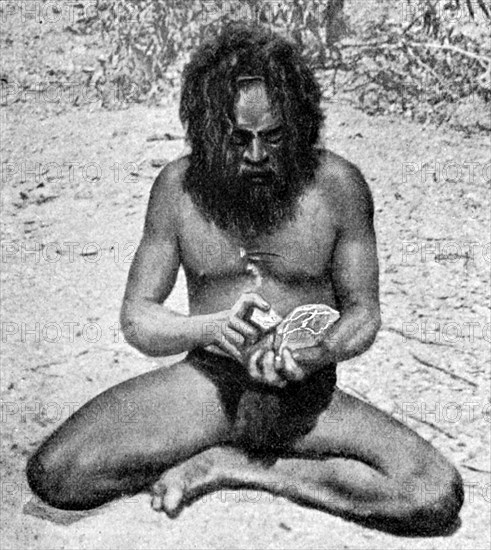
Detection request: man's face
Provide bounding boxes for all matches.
[228,80,284,186]
[186,78,310,237]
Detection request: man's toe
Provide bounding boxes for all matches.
[163,484,184,516]
[151,494,164,511]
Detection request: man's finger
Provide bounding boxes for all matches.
[224,327,245,349]
[229,317,259,341]
[277,347,304,382]
[219,338,243,363]
[248,348,263,381]
[233,292,270,318]
[262,350,286,387]
[291,345,328,378]
[273,330,283,353]
[261,350,276,382]
[292,345,324,365]
[151,480,166,511]
[151,494,164,511]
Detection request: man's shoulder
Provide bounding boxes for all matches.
[315,148,373,219]
[154,154,190,194]
[145,155,191,235]
[316,148,365,190]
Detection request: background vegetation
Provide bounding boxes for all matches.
[75,0,489,131]
[2,0,490,132]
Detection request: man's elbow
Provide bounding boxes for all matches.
[119,302,172,357]
[335,304,381,362]
[365,306,381,347]
[119,303,149,354]
[351,304,380,354]
[371,307,382,334]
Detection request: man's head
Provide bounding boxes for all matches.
[180,23,324,237]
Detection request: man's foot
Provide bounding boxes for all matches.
[151,447,246,517]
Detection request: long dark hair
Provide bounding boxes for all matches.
[180,22,324,211]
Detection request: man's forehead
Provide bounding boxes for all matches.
[234,77,281,128]
[236,76,269,103]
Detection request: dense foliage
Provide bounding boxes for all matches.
[83,0,490,129]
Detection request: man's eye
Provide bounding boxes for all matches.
[265,131,283,145]
[230,132,249,146]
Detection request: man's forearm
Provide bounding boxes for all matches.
[323,304,381,363]
[120,301,217,357]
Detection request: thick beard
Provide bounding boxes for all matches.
[186,150,311,238]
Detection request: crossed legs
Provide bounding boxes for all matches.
[27,355,463,535]
[152,389,463,535]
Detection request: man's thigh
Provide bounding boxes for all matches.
[41,356,235,471]
[291,388,445,476]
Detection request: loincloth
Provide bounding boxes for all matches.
[187,347,337,455]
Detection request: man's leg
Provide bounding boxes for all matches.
[152,388,463,535]
[26,357,237,510]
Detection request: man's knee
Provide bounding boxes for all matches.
[400,454,464,534]
[27,445,65,509]
[26,441,98,510]
[437,465,464,523]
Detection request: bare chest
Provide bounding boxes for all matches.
[179,192,338,285]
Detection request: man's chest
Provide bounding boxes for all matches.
[178,194,338,284]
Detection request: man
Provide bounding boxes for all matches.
[27,23,463,535]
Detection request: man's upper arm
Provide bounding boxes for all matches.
[331,164,380,312]
[122,161,182,307]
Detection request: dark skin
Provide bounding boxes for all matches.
[27,82,463,534]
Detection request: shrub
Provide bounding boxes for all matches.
[82,0,490,130]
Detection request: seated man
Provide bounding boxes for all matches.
[27,23,463,535]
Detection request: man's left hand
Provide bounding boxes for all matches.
[246,335,333,387]
[275,343,332,383]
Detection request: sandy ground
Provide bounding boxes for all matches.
[1,97,490,549]
[1,6,490,549]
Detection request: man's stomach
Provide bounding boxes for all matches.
[187,275,337,319]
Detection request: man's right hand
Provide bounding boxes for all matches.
[205,292,271,361]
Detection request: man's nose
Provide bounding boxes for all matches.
[244,138,268,164]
